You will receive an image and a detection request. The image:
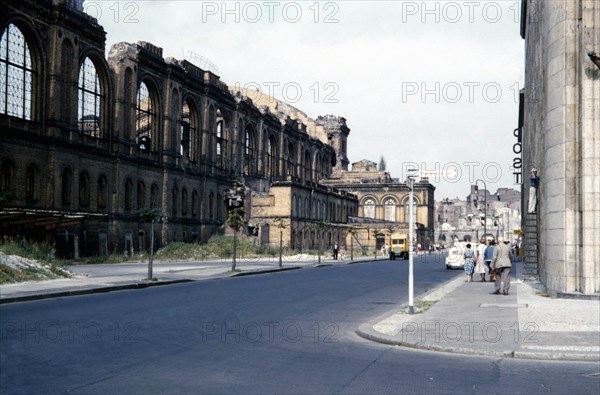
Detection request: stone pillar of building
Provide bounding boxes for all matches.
[523,0,600,294]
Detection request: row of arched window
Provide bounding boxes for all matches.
[291,194,355,222]
[362,196,420,222]
[0,157,229,221]
[1,22,333,183]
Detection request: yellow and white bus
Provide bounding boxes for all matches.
[389,233,408,260]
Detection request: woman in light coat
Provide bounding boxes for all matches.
[474,238,488,282]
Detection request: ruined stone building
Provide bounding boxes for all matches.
[0,0,356,256]
[435,187,521,244]
[520,0,600,295]
[322,159,436,251]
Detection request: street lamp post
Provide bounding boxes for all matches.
[475,179,487,239]
[272,218,287,268]
[407,169,417,315]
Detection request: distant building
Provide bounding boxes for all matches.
[435,186,521,244]
[322,159,436,251]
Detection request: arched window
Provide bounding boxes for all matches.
[191,190,198,218]
[215,109,226,167]
[172,187,178,216]
[287,143,295,177]
[0,24,34,120]
[78,57,103,137]
[216,193,223,221]
[136,81,156,152]
[0,160,16,202]
[244,126,255,176]
[292,195,297,217]
[404,196,419,223]
[78,172,90,208]
[61,168,73,207]
[181,99,198,161]
[182,188,188,217]
[304,150,312,182]
[25,164,39,204]
[305,197,309,218]
[137,181,145,210]
[150,183,159,209]
[315,153,321,181]
[209,192,214,220]
[364,198,375,219]
[384,198,397,222]
[97,176,107,211]
[267,136,277,178]
[124,178,133,212]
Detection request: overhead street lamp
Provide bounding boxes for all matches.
[475,179,487,240]
[407,169,418,315]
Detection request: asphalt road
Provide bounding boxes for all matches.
[1,255,599,394]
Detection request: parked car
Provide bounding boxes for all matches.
[445,245,465,270]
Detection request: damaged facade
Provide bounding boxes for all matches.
[322,159,436,251]
[0,0,356,256]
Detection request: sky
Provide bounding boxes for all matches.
[84,0,525,200]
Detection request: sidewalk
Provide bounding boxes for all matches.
[357,261,600,362]
[0,253,377,303]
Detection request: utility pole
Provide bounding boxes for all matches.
[137,208,162,281]
[407,169,417,315]
[475,179,487,240]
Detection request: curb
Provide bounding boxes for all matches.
[355,275,600,363]
[231,266,302,277]
[0,279,194,305]
[356,323,599,362]
[0,259,380,304]
[355,323,515,358]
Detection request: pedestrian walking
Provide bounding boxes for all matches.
[332,243,339,260]
[463,243,475,282]
[339,244,346,261]
[474,238,488,281]
[491,236,513,295]
[484,239,496,282]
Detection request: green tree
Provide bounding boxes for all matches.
[316,220,330,264]
[226,207,245,271]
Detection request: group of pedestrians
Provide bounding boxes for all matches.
[463,237,513,295]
